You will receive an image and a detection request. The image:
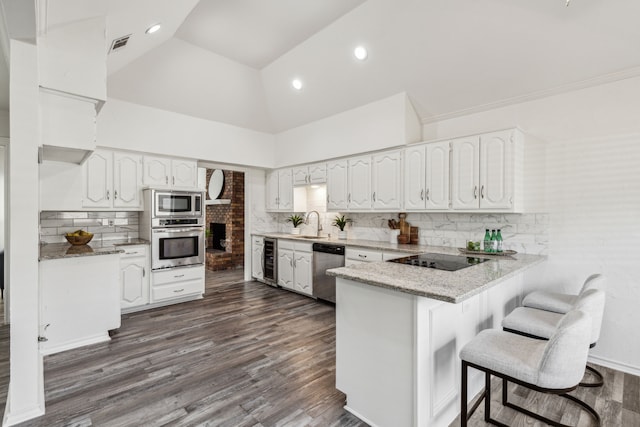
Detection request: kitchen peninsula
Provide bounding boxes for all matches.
[327,247,545,427]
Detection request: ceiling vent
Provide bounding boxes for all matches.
[109,34,132,53]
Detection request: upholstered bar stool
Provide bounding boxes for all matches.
[460,310,600,427]
[503,288,606,387]
[522,273,604,314]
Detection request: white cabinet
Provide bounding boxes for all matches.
[372,150,402,210]
[120,245,149,312]
[326,160,348,210]
[151,265,205,303]
[266,169,293,211]
[346,247,414,266]
[293,163,326,185]
[404,142,450,210]
[348,156,371,210]
[82,149,142,209]
[451,129,523,211]
[252,236,264,281]
[277,240,313,296]
[142,156,198,190]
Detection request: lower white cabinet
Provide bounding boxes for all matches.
[252,236,264,281]
[151,264,205,303]
[346,247,412,266]
[120,245,149,311]
[277,240,313,296]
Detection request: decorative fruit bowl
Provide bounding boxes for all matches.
[65,230,94,246]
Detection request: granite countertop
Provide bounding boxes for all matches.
[326,246,546,304]
[39,238,150,261]
[252,232,426,254]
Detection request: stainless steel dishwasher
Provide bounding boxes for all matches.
[312,243,345,303]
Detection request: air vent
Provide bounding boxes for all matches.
[109,34,132,53]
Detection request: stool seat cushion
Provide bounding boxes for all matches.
[460,329,546,385]
[502,306,560,339]
[523,291,577,314]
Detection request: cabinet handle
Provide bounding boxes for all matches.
[358,254,367,258]
[114,190,118,199]
[174,274,185,278]
[372,192,376,202]
[143,268,145,277]
[327,194,329,203]
[420,189,424,201]
[165,176,169,185]
[173,288,184,293]
[172,176,175,186]
[106,190,110,200]
[473,186,478,199]
[125,251,139,255]
[348,193,351,203]
[426,188,430,201]
[293,259,297,268]
[480,185,485,199]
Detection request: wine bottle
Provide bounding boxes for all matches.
[483,229,491,253]
[496,229,503,253]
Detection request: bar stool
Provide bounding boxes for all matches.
[503,287,606,387]
[460,309,600,427]
[522,273,604,314]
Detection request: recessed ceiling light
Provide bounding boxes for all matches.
[292,79,303,91]
[145,24,161,34]
[354,46,368,61]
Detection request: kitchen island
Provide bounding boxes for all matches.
[327,247,545,427]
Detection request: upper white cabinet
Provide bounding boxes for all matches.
[82,150,142,209]
[326,160,348,210]
[348,156,372,210]
[372,150,402,210]
[293,163,326,186]
[266,169,293,212]
[142,156,198,190]
[405,141,450,210]
[451,129,523,211]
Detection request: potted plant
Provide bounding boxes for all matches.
[286,214,305,235]
[205,229,211,248]
[332,215,352,239]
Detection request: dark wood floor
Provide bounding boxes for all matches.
[6,269,639,426]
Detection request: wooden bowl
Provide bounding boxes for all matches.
[65,233,94,246]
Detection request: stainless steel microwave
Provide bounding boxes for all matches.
[150,190,203,219]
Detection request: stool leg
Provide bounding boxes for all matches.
[502,377,508,405]
[461,361,468,427]
[579,364,604,388]
[484,371,491,422]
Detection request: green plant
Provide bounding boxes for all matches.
[286,214,305,228]
[332,215,352,231]
[205,229,212,238]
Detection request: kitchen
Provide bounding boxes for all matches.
[2,1,640,426]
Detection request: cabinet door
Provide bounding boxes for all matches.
[252,239,264,280]
[293,251,313,295]
[277,248,295,290]
[327,160,348,210]
[265,171,279,211]
[172,160,197,190]
[292,167,308,186]
[480,130,513,209]
[308,163,327,184]
[404,145,426,210]
[143,156,171,188]
[120,259,148,309]
[425,141,450,210]
[82,150,112,208]
[113,152,142,209]
[372,151,402,210]
[278,169,293,211]
[348,156,371,210]
[451,137,480,209]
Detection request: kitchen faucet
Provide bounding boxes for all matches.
[306,211,323,237]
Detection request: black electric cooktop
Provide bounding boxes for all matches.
[388,252,490,271]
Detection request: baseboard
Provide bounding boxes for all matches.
[39,333,110,356]
[2,391,45,427]
[343,405,380,427]
[588,354,640,376]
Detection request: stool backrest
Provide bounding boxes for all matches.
[580,273,605,294]
[537,310,591,389]
[574,288,606,344]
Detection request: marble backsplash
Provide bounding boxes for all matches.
[252,211,549,255]
[40,211,140,244]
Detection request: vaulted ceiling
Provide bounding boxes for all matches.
[3,0,640,134]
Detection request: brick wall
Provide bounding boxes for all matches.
[205,169,244,271]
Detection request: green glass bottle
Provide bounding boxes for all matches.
[483,229,491,253]
[490,229,497,253]
[496,229,503,253]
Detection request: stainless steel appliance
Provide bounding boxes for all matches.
[141,189,205,271]
[387,252,489,271]
[150,190,203,220]
[312,243,345,303]
[263,238,277,286]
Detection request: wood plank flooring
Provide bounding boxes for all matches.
[5,269,639,426]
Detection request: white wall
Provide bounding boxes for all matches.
[97,98,276,168]
[424,76,640,374]
[274,92,421,167]
[0,110,9,137]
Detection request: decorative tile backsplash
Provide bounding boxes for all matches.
[40,211,140,244]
